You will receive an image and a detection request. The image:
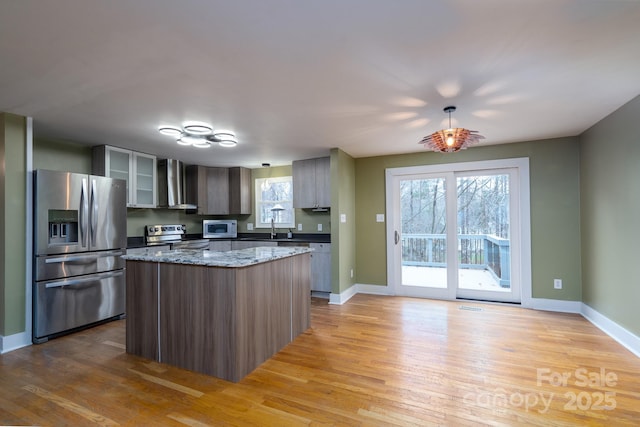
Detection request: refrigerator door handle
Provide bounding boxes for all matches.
[44,270,124,289]
[90,178,98,247]
[44,250,125,264]
[80,178,89,248]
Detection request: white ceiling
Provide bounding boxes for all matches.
[1,0,640,168]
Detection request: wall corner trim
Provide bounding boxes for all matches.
[0,331,31,354]
[581,303,640,359]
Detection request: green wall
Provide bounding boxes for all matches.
[1,113,27,336]
[331,148,357,293]
[33,138,92,173]
[580,95,640,336]
[354,138,582,301]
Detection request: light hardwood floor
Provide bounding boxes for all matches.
[1,295,639,426]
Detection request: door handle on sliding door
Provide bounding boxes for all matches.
[394,230,400,245]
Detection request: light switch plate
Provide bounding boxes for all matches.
[297,223,302,231]
[376,214,385,222]
[317,224,323,232]
[340,214,347,223]
[247,223,254,231]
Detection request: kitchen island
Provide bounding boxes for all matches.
[123,246,312,382]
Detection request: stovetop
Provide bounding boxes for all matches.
[145,224,186,245]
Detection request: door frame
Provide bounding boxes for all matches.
[385,158,532,304]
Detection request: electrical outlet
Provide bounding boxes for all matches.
[350,268,354,278]
[297,223,302,231]
[554,279,562,289]
[317,223,323,232]
[247,223,253,231]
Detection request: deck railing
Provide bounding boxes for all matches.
[401,233,510,287]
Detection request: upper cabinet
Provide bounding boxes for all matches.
[186,165,230,215]
[293,156,330,209]
[229,167,252,215]
[93,145,157,208]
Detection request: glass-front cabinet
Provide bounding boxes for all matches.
[133,152,156,207]
[93,145,157,208]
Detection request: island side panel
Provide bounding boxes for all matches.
[291,253,311,337]
[234,258,291,381]
[126,261,159,360]
[159,263,237,380]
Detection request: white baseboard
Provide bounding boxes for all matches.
[581,303,640,358]
[356,283,393,296]
[529,298,582,313]
[329,284,358,305]
[329,283,391,305]
[0,331,31,354]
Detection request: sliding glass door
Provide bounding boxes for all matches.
[386,159,528,303]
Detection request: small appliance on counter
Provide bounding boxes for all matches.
[202,219,237,239]
[145,224,210,250]
[33,170,127,343]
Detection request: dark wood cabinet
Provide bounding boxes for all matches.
[125,261,158,360]
[229,166,251,214]
[186,165,229,215]
[293,156,330,209]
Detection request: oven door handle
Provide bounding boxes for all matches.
[44,270,124,289]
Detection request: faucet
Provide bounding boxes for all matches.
[270,204,285,240]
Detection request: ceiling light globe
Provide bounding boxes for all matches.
[446,134,455,146]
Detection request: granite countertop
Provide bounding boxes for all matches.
[126,233,330,249]
[122,246,313,268]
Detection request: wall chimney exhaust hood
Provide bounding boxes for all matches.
[157,159,198,210]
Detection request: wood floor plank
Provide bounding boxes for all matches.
[128,368,205,398]
[22,384,119,426]
[1,295,639,426]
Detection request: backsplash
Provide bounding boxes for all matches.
[126,208,330,237]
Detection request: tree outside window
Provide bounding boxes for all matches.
[254,176,295,228]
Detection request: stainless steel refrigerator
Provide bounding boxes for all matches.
[33,169,127,343]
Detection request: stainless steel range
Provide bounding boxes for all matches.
[145,224,210,250]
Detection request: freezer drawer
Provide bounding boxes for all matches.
[33,269,125,342]
[35,250,125,282]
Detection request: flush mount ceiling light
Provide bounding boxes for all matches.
[158,122,238,148]
[419,106,484,153]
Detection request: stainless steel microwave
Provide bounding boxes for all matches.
[202,219,237,238]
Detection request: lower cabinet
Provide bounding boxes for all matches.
[310,243,331,292]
